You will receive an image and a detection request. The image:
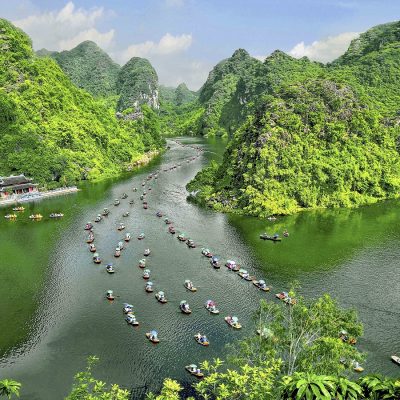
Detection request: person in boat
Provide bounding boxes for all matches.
[186,281,193,289]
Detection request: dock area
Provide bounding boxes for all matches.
[0,186,79,206]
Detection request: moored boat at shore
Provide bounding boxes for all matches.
[391,355,400,366]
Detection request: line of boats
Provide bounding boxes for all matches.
[4,212,63,220]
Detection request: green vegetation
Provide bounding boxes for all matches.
[116,57,159,112]
[147,291,399,399]
[0,19,164,187]
[188,20,400,216]
[51,41,120,97]
[160,83,197,106]
[0,379,21,399]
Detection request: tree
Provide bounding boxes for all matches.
[65,356,130,400]
[333,376,363,400]
[146,378,192,400]
[281,373,335,399]
[358,374,400,400]
[195,358,281,400]
[230,290,363,377]
[0,380,21,399]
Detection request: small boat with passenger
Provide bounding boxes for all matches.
[185,364,204,378]
[210,256,220,269]
[94,214,102,223]
[143,269,151,279]
[89,243,96,252]
[122,211,130,217]
[106,264,115,274]
[238,269,254,281]
[106,290,115,300]
[225,260,240,271]
[129,200,134,205]
[260,233,281,242]
[138,259,146,268]
[180,300,191,314]
[123,303,133,314]
[164,217,172,224]
[205,300,219,314]
[168,226,176,234]
[138,233,145,240]
[201,248,213,258]
[194,333,209,346]
[144,248,151,256]
[156,211,163,218]
[86,233,94,243]
[177,233,187,242]
[146,330,160,343]
[225,316,242,329]
[93,252,101,264]
[155,291,167,303]
[145,282,154,292]
[121,193,128,199]
[186,239,196,248]
[12,206,25,212]
[84,222,93,230]
[275,292,296,305]
[124,233,131,242]
[125,314,139,326]
[184,280,197,292]
[143,202,148,210]
[252,279,270,291]
[114,199,120,206]
[117,223,125,231]
[102,208,110,216]
[114,247,121,257]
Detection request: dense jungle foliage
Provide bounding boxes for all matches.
[51,41,120,97]
[188,20,400,216]
[0,19,164,187]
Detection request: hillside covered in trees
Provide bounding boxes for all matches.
[188,20,400,216]
[0,19,164,187]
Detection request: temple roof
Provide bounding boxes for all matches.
[0,174,33,187]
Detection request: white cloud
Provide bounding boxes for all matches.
[289,31,359,63]
[119,33,192,63]
[253,55,266,62]
[13,1,114,51]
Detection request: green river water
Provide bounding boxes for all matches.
[0,137,399,399]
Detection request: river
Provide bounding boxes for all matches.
[0,137,399,399]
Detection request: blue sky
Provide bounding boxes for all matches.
[2,0,399,89]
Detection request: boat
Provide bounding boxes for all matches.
[143,203,148,210]
[252,279,270,292]
[132,187,137,192]
[84,222,93,230]
[93,253,101,264]
[201,248,213,258]
[49,213,64,218]
[29,214,43,220]
[86,234,94,243]
[5,214,17,219]
[117,223,125,231]
[118,241,124,250]
[156,211,163,217]
[210,256,220,269]
[102,208,109,216]
[260,233,281,242]
[339,331,357,345]
[89,243,96,253]
[140,195,144,200]
[129,200,134,205]
[391,355,400,366]
[121,193,128,199]
[143,269,150,279]
[106,290,115,300]
[145,282,154,292]
[194,333,209,346]
[180,300,191,314]
[155,291,167,303]
[144,249,151,256]
[106,264,115,274]
[205,300,219,314]
[268,216,277,221]
[164,218,172,224]
[124,233,131,242]
[122,211,130,217]
[114,247,121,257]
[225,316,242,329]
[146,330,160,343]
[177,233,187,242]
[123,303,133,313]
[137,233,145,240]
[353,361,364,373]
[125,315,139,326]
[275,292,296,305]
[184,280,197,292]
[141,181,146,186]
[138,259,146,268]
[238,269,254,281]
[114,199,120,206]
[168,226,176,234]
[186,239,196,248]
[12,206,25,212]
[185,364,204,378]
[225,260,240,271]
[283,230,289,237]
[94,214,102,222]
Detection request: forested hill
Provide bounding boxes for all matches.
[50,41,120,97]
[188,20,400,216]
[0,19,163,187]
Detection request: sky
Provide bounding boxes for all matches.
[1,0,399,90]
